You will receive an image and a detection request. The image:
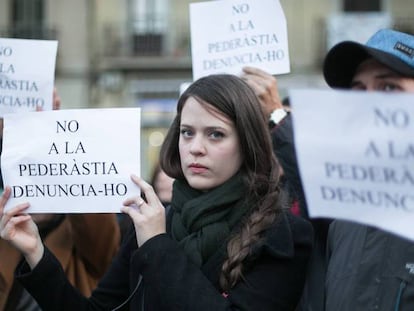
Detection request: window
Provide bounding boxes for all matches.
[10,0,45,39]
[133,0,168,34]
[131,0,168,55]
[343,0,381,12]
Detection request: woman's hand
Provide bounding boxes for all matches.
[36,87,61,111]
[122,175,166,247]
[0,187,44,269]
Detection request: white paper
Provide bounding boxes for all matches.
[0,38,58,116]
[190,0,290,80]
[1,108,141,213]
[290,89,414,241]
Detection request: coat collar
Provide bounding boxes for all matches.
[259,211,295,258]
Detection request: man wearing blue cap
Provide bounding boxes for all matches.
[243,28,414,311]
[323,28,414,311]
[324,28,414,90]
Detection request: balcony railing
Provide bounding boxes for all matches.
[132,33,163,56]
[99,19,191,58]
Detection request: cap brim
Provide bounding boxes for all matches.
[323,41,414,88]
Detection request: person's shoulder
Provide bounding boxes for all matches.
[282,211,314,238]
[261,211,313,258]
[328,219,367,238]
[329,219,414,245]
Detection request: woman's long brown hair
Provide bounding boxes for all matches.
[160,74,285,291]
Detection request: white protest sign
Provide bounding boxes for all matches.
[0,38,58,116]
[290,89,414,240]
[1,108,141,213]
[190,0,290,80]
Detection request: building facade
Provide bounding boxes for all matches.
[0,0,413,177]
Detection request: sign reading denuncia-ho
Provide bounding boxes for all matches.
[1,108,141,213]
[0,38,58,116]
[190,0,290,80]
[290,89,414,241]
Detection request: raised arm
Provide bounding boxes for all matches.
[241,66,284,116]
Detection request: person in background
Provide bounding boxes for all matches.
[150,162,174,207]
[0,89,121,311]
[0,74,313,310]
[321,28,414,311]
[245,28,414,311]
[241,66,331,311]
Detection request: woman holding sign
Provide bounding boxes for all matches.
[0,74,313,310]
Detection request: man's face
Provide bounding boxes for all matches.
[351,58,414,92]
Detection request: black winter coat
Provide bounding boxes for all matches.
[16,210,313,311]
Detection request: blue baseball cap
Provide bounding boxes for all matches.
[323,29,414,88]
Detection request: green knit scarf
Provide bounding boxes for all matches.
[171,173,249,267]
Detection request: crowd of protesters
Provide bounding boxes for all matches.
[1,27,414,311]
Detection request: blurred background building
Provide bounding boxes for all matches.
[0,0,413,178]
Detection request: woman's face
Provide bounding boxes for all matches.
[179,97,242,191]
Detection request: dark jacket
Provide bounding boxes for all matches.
[16,210,313,311]
[0,214,120,310]
[270,114,331,311]
[325,220,414,311]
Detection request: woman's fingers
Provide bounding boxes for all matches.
[124,174,165,225]
[0,202,31,243]
[130,174,163,207]
[122,174,167,247]
[0,202,30,227]
[123,197,145,208]
[0,188,31,240]
[0,187,12,213]
[1,214,32,234]
[121,204,143,221]
[124,174,165,211]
